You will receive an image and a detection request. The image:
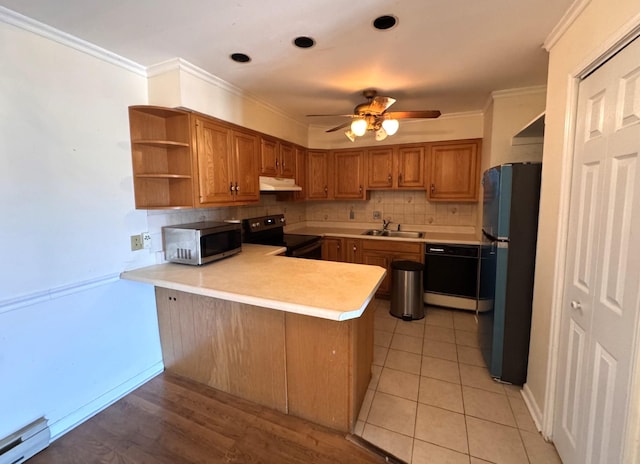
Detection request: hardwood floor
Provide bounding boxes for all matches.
[28,372,387,464]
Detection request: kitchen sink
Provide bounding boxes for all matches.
[362,229,424,239]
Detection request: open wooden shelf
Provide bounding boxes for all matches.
[128,106,195,209]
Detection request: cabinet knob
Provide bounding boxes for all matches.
[359,185,363,194]
[229,182,235,192]
[431,183,436,193]
[353,245,357,252]
[388,174,392,183]
[235,182,239,192]
[324,186,328,193]
[275,158,279,168]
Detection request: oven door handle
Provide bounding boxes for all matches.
[291,240,323,257]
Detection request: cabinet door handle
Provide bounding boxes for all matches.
[359,185,363,194]
[337,243,341,250]
[275,158,279,168]
[235,182,239,193]
[431,183,436,193]
[388,174,392,183]
[352,245,357,252]
[229,182,235,192]
[324,186,328,193]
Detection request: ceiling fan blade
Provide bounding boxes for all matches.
[385,110,441,119]
[306,113,355,118]
[367,96,396,114]
[325,121,352,133]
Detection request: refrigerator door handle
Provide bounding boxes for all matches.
[482,229,499,242]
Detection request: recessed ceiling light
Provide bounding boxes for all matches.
[293,36,316,48]
[230,53,251,63]
[373,15,398,30]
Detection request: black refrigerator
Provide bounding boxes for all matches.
[478,163,542,385]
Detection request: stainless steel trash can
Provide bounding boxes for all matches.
[389,260,425,320]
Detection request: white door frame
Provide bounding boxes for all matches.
[543,17,640,463]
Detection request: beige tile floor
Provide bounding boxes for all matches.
[354,299,562,464]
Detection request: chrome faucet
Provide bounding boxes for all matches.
[382,218,392,230]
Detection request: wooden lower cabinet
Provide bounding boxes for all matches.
[322,237,344,261]
[321,238,423,297]
[155,287,373,432]
[361,239,424,297]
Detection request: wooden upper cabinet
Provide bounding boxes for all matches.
[293,145,307,200]
[333,149,366,200]
[260,137,296,178]
[397,144,426,189]
[194,116,259,206]
[366,144,425,190]
[367,147,395,189]
[279,142,296,178]
[307,150,330,200]
[232,130,260,202]
[260,137,279,177]
[427,139,481,202]
[195,117,234,204]
[128,106,195,209]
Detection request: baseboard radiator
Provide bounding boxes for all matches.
[0,418,50,464]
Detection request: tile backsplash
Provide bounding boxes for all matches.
[145,191,477,261]
[305,191,477,227]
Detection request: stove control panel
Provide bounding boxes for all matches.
[243,214,286,233]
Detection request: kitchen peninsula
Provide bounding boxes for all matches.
[120,244,386,432]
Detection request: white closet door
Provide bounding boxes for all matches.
[554,36,640,464]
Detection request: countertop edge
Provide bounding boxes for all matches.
[120,244,386,321]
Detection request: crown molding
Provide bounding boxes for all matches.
[491,85,547,99]
[0,6,146,76]
[147,57,306,129]
[543,0,591,51]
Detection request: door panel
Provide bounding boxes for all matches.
[554,37,640,464]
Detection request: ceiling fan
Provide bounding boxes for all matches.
[307,89,441,141]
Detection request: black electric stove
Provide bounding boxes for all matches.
[242,214,322,259]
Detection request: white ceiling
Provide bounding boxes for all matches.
[1,0,573,125]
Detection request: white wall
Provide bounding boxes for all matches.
[483,87,547,168]
[525,0,640,434]
[147,59,309,146]
[0,18,162,440]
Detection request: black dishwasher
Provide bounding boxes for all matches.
[423,244,480,311]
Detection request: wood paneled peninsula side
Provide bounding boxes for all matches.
[120,244,385,432]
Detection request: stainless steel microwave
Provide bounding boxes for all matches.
[162,221,242,265]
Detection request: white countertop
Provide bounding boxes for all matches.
[120,244,386,321]
[286,225,480,245]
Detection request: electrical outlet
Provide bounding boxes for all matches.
[142,232,152,249]
[130,234,143,251]
[373,211,381,220]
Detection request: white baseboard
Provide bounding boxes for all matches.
[48,362,164,441]
[521,383,545,436]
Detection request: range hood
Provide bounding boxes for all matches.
[259,176,302,192]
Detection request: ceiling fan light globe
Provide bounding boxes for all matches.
[351,119,367,136]
[382,119,399,135]
[375,128,388,141]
